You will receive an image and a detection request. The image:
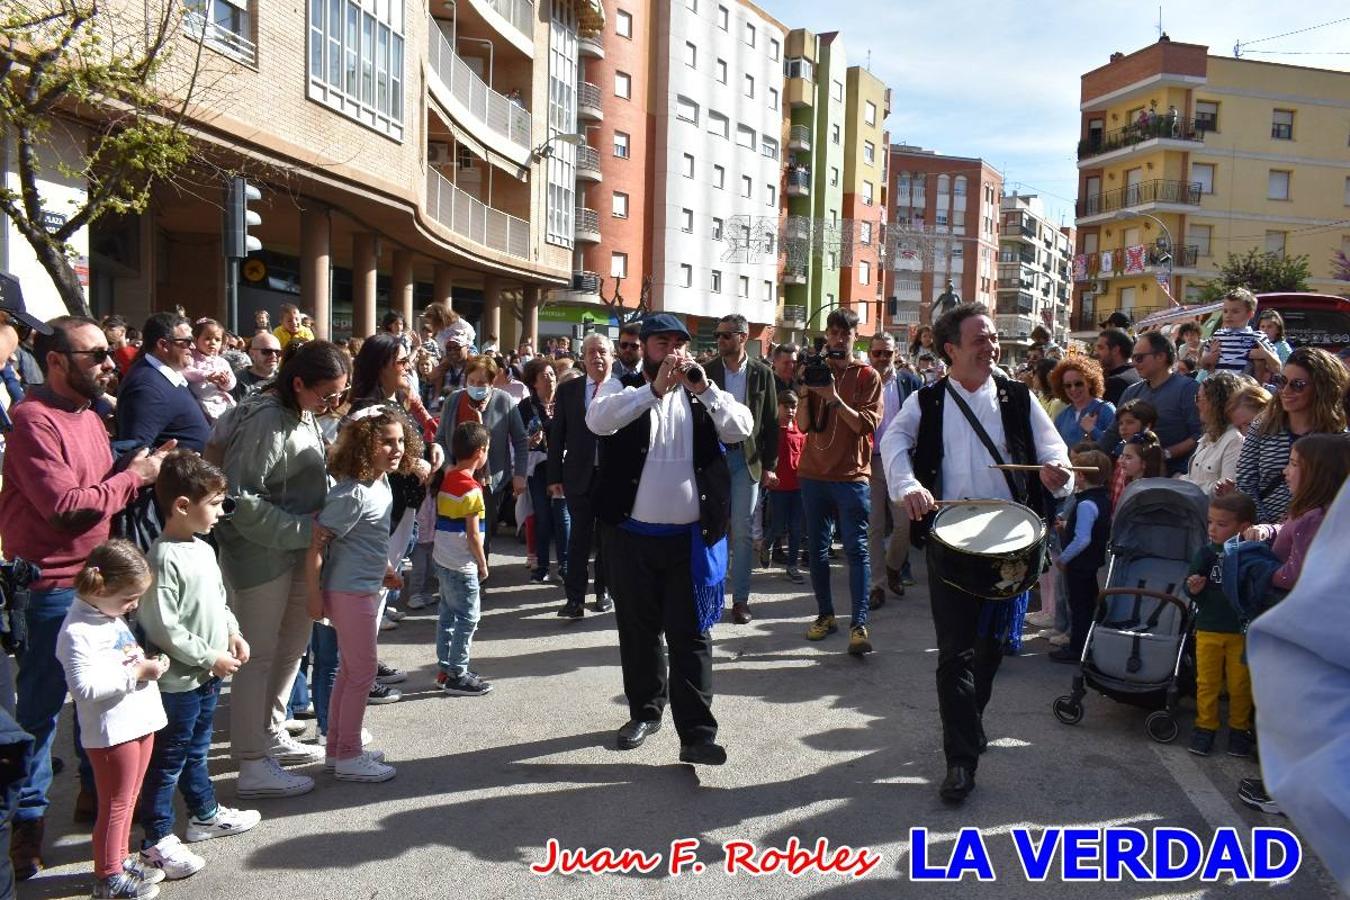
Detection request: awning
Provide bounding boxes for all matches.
[1136,301,1223,329]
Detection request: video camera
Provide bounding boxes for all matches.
[0,556,41,654]
[800,337,847,388]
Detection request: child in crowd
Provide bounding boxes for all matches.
[57,541,169,900]
[305,407,418,783]
[1049,450,1113,663]
[184,318,237,423]
[1110,400,1159,507]
[136,452,260,880]
[1202,288,1281,376]
[1185,492,1258,758]
[764,390,806,584]
[1114,430,1166,511]
[433,422,493,696]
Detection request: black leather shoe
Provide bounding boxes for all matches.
[679,742,727,765]
[617,719,661,749]
[868,586,886,610]
[732,602,752,624]
[887,567,906,598]
[593,592,614,613]
[939,766,975,804]
[556,602,584,619]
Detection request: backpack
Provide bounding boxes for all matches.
[1220,536,1285,628]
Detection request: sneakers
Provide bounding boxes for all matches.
[292,702,317,721]
[805,615,838,641]
[91,871,159,899]
[1189,727,1216,756]
[1024,610,1056,629]
[378,616,398,632]
[368,683,402,704]
[441,671,493,696]
[375,662,407,685]
[1046,630,1071,647]
[529,570,548,584]
[1237,777,1284,815]
[315,728,373,748]
[383,607,407,622]
[847,625,873,656]
[404,593,437,610]
[122,856,167,885]
[138,836,203,880]
[324,748,387,772]
[267,731,324,766]
[282,719,307,736]
[236,758,315,799]
[1227,729,1256,758]
[785,566,804,584]
[184,805,261,843]
[334,753,396,783]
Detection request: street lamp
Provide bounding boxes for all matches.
[529,131,585,162]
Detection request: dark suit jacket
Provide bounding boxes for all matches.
[546,374,603,496]
[705,356,778,481]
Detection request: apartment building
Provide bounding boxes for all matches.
[884,144,1002,333]
[1073,38,1350,334]
[838,65,889,338]
[4,0,604,342]
[996,193,1074,362]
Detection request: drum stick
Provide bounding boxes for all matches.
[989,464,1101,473]
[933,499,1014,507]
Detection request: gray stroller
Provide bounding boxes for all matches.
[1052,479,1209,742]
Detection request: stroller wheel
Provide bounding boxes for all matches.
[1052,696,1084,725]
[1145,711,1179,744]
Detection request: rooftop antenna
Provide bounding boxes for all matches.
[1157,6,1163,39]
[866,49,871,71]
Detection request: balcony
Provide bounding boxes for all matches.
[1073,243,1200,282]
[783,267,807,286]
[778,304,806,328]
[997,314,1038,339]
[426,17,532,159]
[784,217,811,243]
[788,124,811,152]
[786,168,811,198]
[574,206,600,243]
[1076,179,1201,220]
[577,81,603,122]
[424,168,528,259]
[465,0,535,47]
[888,299,921,325]
[578,33,604,59]
[572,270,601,294]
[575,145,602,183]
[1077,116,1206,163]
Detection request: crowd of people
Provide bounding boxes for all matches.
[0,284,1347,897]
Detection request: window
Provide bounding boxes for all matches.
[769,37,780,61]
[761,137,778,159]
[708,111,729,138]
[1271,109,1294,141]
[543,3,577,246]
[744,22,755,46]
[713,164,725,189]
[680,264,693,287]
[784,57,814,80]
[741,175,753,198]
[744,74,754,98]
[676,95,698,124]
[864,100,876,126]
[1265,231,1286,257]
[736,124,754,149]
[681,208,693,232]
[1345,176,1350,206]
[682,153,695,178]
[192,0,255,63]
[611,252,628,278]
[738,275,749,298]
[1188,224,1212,257]
[863,141,875,164]
[614,71,631,99]
[831,79,843,101]
[768,87,778,110]
[763,280,773,301]
[712,218,723,239]
[711,270,722,292]
[612,191,629,218]
[613,130,630,158]
[859,260,870,285]
[684,41,697,68]
[831,123,840,145]
[766,184,776,206]
[717,5,728,29]
[1192,162,1215,194]
[1195,100,1218,132]
[862,181,874,206]
[308,0,405,139]
[860,221,872,244]
[716,59,727,84]
[1268,169,1290,201]
[830,166,839,186]
[616,9,632,38]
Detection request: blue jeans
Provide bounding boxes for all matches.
[528,470,570,578]
[310,622,339,735]
[726,449,760,604]
[287,647,310,719]
[435,566,481,677]
[766,490,803,565]
[15,587,94,821]
[140,680,221,846]
[800,479,871,627]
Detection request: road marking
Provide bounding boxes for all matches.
[1148,743,1245,831]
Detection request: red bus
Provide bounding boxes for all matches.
[1254,292,1350,351]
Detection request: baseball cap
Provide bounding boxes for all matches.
[638,313,690,340]
[0,272,53,335]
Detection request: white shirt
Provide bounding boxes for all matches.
[1181,426,1243,496]
[586,379,753,525]
[722,355,749,405]
[880,374,1073,504]
[146,352,188,388]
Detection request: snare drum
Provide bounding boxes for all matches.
[927,501,1047,600]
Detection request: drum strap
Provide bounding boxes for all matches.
[945,383,1023,500]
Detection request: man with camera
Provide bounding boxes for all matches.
[796,308,882,656]
[586,314,753,765]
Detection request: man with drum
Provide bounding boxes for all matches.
[880,303,1073,804]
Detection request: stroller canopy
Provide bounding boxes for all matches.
[1111,478,1210,564]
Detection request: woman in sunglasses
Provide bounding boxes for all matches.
[1233,347,1348,524]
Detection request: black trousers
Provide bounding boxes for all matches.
[927,546,1004,770]
[1064,567,1099,655]
[563,482,605,606]
[601,523,716,745]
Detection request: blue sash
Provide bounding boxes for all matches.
[619,519,727,633]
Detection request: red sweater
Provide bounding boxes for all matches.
[0,387,143,589]
[773,421,805,492]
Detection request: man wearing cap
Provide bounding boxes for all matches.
[586,313,753,765]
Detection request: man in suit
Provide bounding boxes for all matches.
[547,332,617,618]
[705,315,778,624]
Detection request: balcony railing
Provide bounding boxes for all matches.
[786,168,810,196]
[426,17,532,154]
[778,304,806,327]
[574,206,600,241]
[1073,243,1200,281]
[577,81,602,119]
[575,145,601,179]
[479,0,534,39]
[572,271,601,293]
[997,314,1038,338]
[783,267,807,285]
[788,124,811,151]
[1077,116,1205,161]
[184,10,257,64]
[1077,179,1201,218]
[424,168,529,258]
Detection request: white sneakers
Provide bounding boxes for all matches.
[323,748,386,772]
[334,752,396,783]
[268,730,324,766]
[139,836,205,880]
[1024,610,1056,629]
[404,593,437,610]
[315,728,373,748]
[282,719,307,736]
[236,757,314,799]
[185,805,261,843]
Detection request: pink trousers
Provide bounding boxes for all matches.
[323,590,380,760]
[87,733,154,878]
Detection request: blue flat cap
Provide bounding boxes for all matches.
[639,313,690,340]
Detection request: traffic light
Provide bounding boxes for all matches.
[224,176,262,259]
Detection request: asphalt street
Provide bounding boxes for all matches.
[19,540,1340,899]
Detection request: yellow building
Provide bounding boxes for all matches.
[1072,38,1350,334]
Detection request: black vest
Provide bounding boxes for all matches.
[1061,486,1111,574]
[910,374,1051,545]
[593,374,732,546]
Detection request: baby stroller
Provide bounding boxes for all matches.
[1052,479,1209,743]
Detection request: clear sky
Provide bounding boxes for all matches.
[762,1,1350,225]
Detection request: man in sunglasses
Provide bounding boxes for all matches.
[612,322,642,379]
[867,333,919,608]
[114,312,211,452]
[1102,329,1201,476]
[233,331,283,400]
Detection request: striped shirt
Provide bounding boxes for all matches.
[1211,327,1276,374]
[432,468,485,573]
[1234,422,1294,525]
